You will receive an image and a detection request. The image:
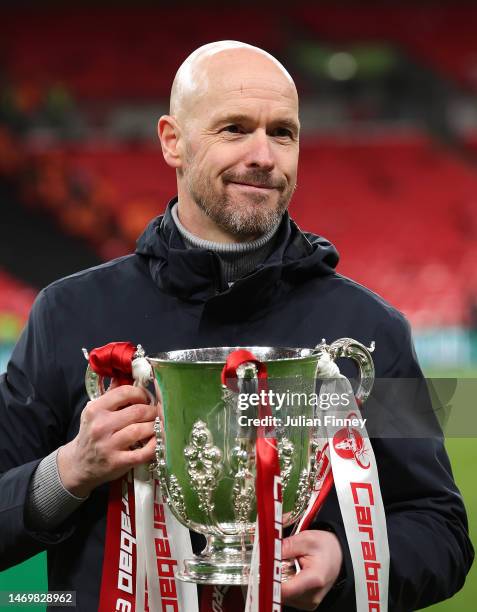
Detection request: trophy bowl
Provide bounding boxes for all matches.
[148,341,375,585]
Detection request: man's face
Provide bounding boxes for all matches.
[178,54,300,239]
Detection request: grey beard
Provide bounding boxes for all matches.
[187,177,292,238]
[194,193,286,238]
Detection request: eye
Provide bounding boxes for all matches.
[222,124,242,134]
[272,127,294,138]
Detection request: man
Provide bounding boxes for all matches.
[0,41,473,611]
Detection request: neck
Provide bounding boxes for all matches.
[170,202,280,283]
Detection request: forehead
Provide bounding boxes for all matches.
[193,54,298,123]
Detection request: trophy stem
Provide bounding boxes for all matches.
[177,534,254,585]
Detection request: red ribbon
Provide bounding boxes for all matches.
[221,349,268,391]
[89,341,136,386]
[99,475,137,612]
[87,342,138,612]
[222,350,282,612]
[298,470,334,533]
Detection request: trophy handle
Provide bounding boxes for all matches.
[315,337,375,404]
[83,345,155,402]
[84,364,105,400]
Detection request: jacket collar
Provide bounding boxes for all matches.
[135,197,339,312]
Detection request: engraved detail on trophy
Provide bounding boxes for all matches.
[221,384,236,406]
[307,437,321,490]
[153,418,217,535]
[231,444,255,523]
[287,468,312,524]
[152,417,169,500]
[168,474,189,524]
[287,437,321,523]
[277,437,294,491]
[184,420,223,517]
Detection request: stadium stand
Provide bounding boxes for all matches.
[60,144,174,245]
[0,269,35,342]
[1,4,477,336]
[294,5,477,91]
[3,131,472,329]
[291,132,477,328]
[0,269,35,372]
[0,7,286,100]
[2,6,477,98]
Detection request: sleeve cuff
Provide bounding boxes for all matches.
[25,448,87,531]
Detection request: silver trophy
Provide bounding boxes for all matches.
[146,339,375,585]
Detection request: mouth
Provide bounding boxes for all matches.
[228,181,276,192]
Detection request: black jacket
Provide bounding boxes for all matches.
[0,200,473,611]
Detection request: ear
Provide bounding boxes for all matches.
[158,115,183,169]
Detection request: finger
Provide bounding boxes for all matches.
[108,380,160,408]
[94,385,149,412]
[120,435,156,466]
[112,421,155,449]
[281,566,326,608]
[108,378,121,391]
[110,402,158,431]
[282,532,319,560]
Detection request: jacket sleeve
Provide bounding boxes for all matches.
[312,316,474,611]
[0,289,76,570]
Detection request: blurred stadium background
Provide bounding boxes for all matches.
[0,1,476,610]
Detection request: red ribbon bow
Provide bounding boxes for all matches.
[88,341,137,386]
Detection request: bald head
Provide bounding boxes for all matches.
[170,41,298,123]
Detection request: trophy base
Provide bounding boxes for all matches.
[177,534,253,585]
[176,535,298,585]
[177,557,251,585]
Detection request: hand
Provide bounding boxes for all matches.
[281,530,343,610]
[57,385,157,497]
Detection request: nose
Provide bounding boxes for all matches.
[245,129,275,170]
